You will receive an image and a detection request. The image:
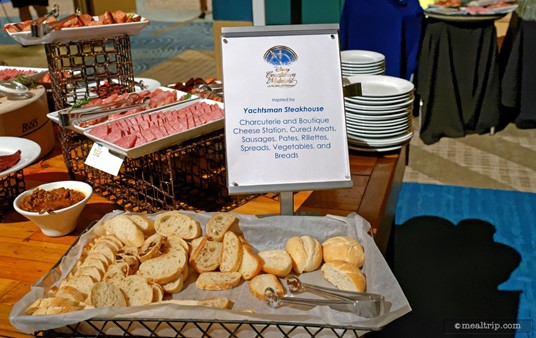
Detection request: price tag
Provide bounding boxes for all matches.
[85,143,124,176]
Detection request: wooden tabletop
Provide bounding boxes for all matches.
[0,136,406,337]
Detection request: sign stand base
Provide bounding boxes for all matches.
[280,191,294,215]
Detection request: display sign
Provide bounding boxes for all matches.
[85,143,124,176]
[221,24,352,194]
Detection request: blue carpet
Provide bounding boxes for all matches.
[392,183,535,337]
[0,20,215,75]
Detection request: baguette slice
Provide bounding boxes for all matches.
[249,273,285,300]
[238,239,263,280]
[163,234,190,255]
[127,214,155,236]
[154,211,201,240]
[196,271,242,290]
[321,261,366,292]
[138,233,164,262]
[219,231,243,272]
[119,275,154,306]
[54,285,87,303]
[90,281,127,308]
[205,212,241,242]
[259,249,292,277]
[137,251,186,284]
[59,275,95,298]
[190,237,223,273]
[104,215,145,248]
[156,297,232,309]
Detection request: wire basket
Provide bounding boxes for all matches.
[0,170,26,219]
[45,35,135,111]
[59,128,252,213]
[37,317,375,337]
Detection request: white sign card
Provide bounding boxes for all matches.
[85,142,124,176]
[221,24,352,194]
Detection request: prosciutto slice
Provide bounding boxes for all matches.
[0,150,22,172]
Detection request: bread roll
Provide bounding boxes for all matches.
[285,235,323,274]
[259,249,292,277]
[322,236,365,268]
[321,261,366,292]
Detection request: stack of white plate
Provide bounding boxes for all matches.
[341,50,386,76]
[344,74,415,152]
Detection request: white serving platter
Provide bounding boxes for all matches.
[47,87,197,133]
[344,75,414,97]
[83,99,225,159]
[5,16,149,46]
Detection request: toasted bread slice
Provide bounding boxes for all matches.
[220,231,243,272]
[137,251,186,284]
[196,271,242,291]
[154,211,201,240]
[249,273,285,300]
[190,237,223,273]
[258,249,292,277]
[205,212,241,242]
[90,281,127,308]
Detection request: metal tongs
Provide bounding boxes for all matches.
[264,275,387,318]
[31,6,82,37]
[58,93,151,127]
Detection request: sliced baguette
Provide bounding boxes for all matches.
[154,211,201,240]
[258,249,292,277]
[138,233,164,262]
[190,237,223,273]
[249,273,285,300]
[196,271,242,290]
[163,234,190,255]
[219,231,243,272]
[205,212,241,242]
[238,239,263,280]
[127,214,155,236]
[90,281,127,308]
[119,275,154,306]
[137,251,186,284]
[104,215,145,248]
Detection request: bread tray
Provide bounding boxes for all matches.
[4,16,149,46]
[9,211,411,337]
[82,99,225,159]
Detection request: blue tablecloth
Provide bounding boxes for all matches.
[339,0,424,80]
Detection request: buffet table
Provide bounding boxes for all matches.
[416,16,502,144]
[0,134,407,337]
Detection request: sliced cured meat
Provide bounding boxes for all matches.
[88,101,224,149]
[0,150,22,172]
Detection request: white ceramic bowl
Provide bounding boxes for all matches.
[13,181,93,237]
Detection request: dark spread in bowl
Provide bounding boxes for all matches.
[19,188,85,213]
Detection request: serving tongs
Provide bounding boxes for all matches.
[58,93,150,127]
[264,275,386,318]
[30,4,60,37]
[31,6,82,37]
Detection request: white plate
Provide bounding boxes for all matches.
[135,78,161,92]
[346,128,411,140]
[346,119,410,131]
[346,95,413,106]
[342,70,385,76]
[346,111,412,122]
[5,16,149,46]
[345,98,414,111]
[348,144,403,153]
[346,117,411,128]
[0,137,41,177]
[341,50,385,65]
[341,64,385,71]
[348,131,414,147]
[345,74,415,97]
[425,11,505,21]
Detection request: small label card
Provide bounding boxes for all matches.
[85,143,124,176]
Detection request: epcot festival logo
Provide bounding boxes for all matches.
[264,45,298,88]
